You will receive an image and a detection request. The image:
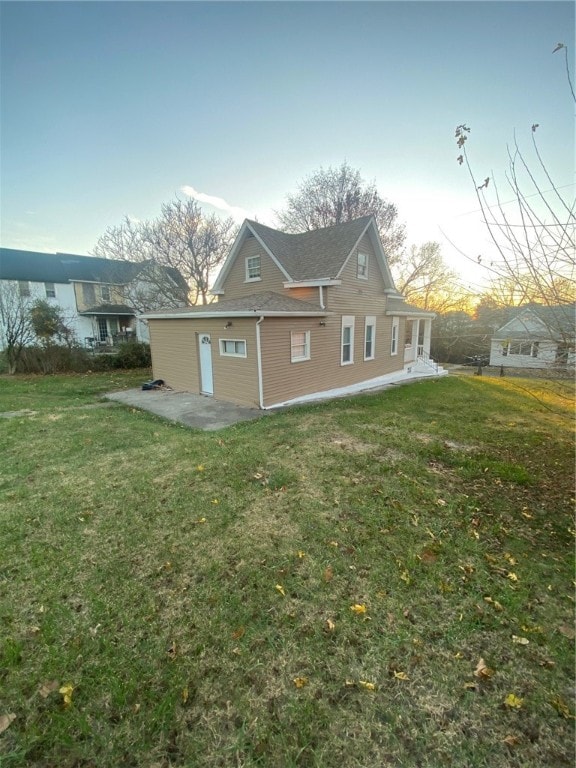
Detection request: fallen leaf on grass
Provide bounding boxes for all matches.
[507,572,519,582]
[196,465,205,472]
[275,584,286,597]
[504,693,523,709]
[232,627,245,640]
[484,596,503,611]
[502,734,520,746]
[512,635,529,645]
[393,671,409,680]
[293,677,308,688]
[181,687,189,704]
[326,619,335,632]
[323,565,334,582]
[551,695,574,719]
[436,498,446,507]
[39,680,59,698]
[358,680,377,691]
[350,604,367,614]
[474,658,494,679]
[0,714,16,734]
[59,684,74,708]
[194,517,206,524]
[297,551,306,559]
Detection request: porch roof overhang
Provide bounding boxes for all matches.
[385,309,436,319]
[79,304,135,316]
[283,279,342,289]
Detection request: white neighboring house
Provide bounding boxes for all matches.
[0,248,187,348]
[489,304,576,370]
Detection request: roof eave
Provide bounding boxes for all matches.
[283,279,342,288]
[141,309,332,320]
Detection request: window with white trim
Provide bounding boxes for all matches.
[101,285,111,302]
[391,317,399,355]
[503,340,539,357]
[290,331,310,362]
[357,252,368,279]
[45,282,56,298]
[364,316,376,360]
[219,339,247,357]
[245,255,261,281]
[341,315,355,365]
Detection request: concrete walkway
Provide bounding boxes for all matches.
[104,388,267,431]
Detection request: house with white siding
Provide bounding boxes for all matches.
[489,304,575,370]
[142,216,446,409]
[0,248,185,348]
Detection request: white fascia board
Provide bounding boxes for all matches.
[283,279,342,288]
[141,310,332,320]
[385,310,436,319]
[211,220,292,292]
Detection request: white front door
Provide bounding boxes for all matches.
[198,333,214,395]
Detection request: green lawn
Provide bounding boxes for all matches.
[1,372,574,767]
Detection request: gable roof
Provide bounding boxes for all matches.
[493,304,575,341]
[212,216,397,292]
[142,291,328,319]
[0,248,186,290]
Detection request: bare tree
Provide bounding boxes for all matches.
[394,242,472,313]
[275,162,406,265]
[0,282,35,374]
[453,45,575,312]
[93,199,237,307]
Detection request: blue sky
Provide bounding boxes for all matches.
[1,1,573,291]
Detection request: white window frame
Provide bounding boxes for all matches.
[357,252,369,280]
[364,316,376,360]
[341,315,355,365]
[45,282,56,298]
[290,330,310,363]
[391,317,399,356]
[219,339,247,358]
[101,285,111,302]
[245,255,261,282]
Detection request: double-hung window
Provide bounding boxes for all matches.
[219,339,247,357]
[341,316,355,365]
[45,282,56,298]
[18,280,30,297]
[391,317,399,355]
[357,252,369,279]
[245,255,261,281]
[364,316,376,360]
[290,331,310,362]
[101,285,111,302]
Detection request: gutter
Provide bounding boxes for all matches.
[256,316,265,409]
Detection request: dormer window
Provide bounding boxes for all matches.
[245,255,261,282]
[357,252,368,279]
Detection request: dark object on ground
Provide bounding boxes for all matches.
[464,355,489,367]
[142,379,165,391]
[500,365,505,376]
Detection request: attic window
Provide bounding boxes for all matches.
[101,285,111,302]
[357,252,368,279]
[245,255,261,282]
[45,282,56,298]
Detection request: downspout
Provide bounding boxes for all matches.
[318,285,325,310]
[256,316,265,409]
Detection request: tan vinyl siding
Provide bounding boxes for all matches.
[218,237,287,299]
[326,234,387,314]
[148,317,260,407]
[260,315,404,407]
[285,286,319,303]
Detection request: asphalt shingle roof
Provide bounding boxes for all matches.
[0,249,186,290]
[144,291,325,317]
[247,216,373,281]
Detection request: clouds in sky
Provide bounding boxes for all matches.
[181,185,253,223]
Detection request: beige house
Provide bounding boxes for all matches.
[142,216,445,409]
